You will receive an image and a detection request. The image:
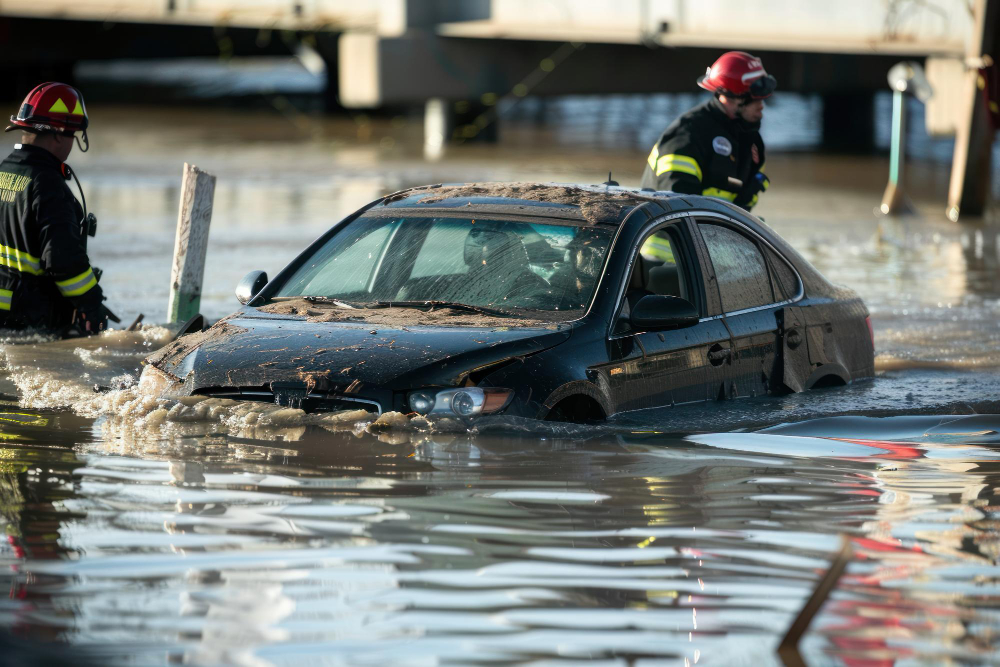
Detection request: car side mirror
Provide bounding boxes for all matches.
[629,295,699,331]
[235,270,268,305]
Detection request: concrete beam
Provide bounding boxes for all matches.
[338,32,915,108]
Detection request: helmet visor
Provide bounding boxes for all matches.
[749,74,777,99]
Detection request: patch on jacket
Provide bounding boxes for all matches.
[712,136,732,156]
[752,144,760,164]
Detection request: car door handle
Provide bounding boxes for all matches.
[708,344,731,366]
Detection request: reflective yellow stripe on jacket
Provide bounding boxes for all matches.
[701,187,738,202]
[54,267,98,297]
[0,244,43,276]
[640,237,675,263]
[0,288,11,311]
[647,145,703,181]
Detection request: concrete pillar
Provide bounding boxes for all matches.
[424,98,497,160]
[821,92,875,152]
[424,97,450,161]
[946,0,998,221]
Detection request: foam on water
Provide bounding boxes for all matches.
[0,329,483,446]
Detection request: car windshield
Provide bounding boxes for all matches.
[272,214,614,319]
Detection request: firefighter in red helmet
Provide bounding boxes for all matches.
[0,82,114,337]
[641,51,776,211]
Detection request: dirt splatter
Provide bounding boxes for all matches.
[259,299,554,329]
[145,317,249,374]
[413,182,658,223]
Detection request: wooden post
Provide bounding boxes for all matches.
[946,0,998,222]
[777,535,854,667]
[167,163,216,324]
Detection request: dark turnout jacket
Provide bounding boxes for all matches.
[0,144,102,331]
[640,99,768,211]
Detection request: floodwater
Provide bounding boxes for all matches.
[0,90,999,665]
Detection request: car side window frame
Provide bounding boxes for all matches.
[607,213,703,339]
[692,212,805,319]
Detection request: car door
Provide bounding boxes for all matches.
[695,217,785,400]
[604,217,731,413]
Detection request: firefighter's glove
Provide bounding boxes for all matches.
[751,171,770,194]
[67,291,114,337]
[73,304,108,336]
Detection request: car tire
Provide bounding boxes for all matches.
[545,395,606,423]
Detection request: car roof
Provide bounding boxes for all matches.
[375,182,687,225]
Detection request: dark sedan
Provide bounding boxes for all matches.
[141,183,875,422]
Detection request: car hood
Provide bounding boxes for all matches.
[146,309,572,394]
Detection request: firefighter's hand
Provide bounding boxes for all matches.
[752,171,770,194]
[74,305,108,335]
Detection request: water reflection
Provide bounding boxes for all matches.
[0,409,995,665]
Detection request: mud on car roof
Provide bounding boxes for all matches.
[378,182,685,225]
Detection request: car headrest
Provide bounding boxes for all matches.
[464,228,530,272]
[647,264,682,298]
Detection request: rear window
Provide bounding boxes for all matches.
[764,247,799,301]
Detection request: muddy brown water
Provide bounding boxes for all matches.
[0,104,998,664]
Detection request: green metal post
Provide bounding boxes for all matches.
[888,90,905,186]
[880,89,909,215]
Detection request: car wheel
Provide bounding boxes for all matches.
[545,395,606,423]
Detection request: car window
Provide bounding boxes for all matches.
[614,225,689,335]
[639,230,686,299]
[273,215,614,319]
[288,220,395,296]
[764,246,799,301]
[411,220,470,278]
[699,223,774,312]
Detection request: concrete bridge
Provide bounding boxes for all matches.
[0,0,995,216]
[0,1,979,98]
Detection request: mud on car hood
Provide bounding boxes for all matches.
[145,308,572,395]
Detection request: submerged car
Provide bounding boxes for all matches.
[142,183,875,422]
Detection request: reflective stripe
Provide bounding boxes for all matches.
[749,193,759,208]
[54,267,97,297]
[641,237,675,262]
[759,162,766,174]
[701,187,738,202]
[655,154,702,181]
[0,288,11,311]
[0,244,42,275]
[761,177,769,191]
[646,144,659,170]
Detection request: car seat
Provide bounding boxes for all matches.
[646,264,684,299]
[463,228,548,305]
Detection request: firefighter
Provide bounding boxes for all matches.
[0,82,112,337]
[641,51,776,211]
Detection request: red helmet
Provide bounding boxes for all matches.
[698,52,776,100]
[5,82,89,135]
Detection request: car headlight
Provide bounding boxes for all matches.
[409,390,436,414]
[407,387,512,417]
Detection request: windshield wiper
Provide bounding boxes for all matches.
[301,296,358,309]
[370,300,517,318]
